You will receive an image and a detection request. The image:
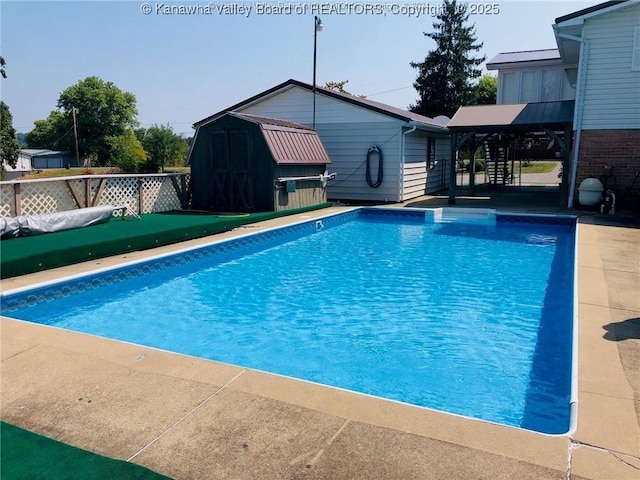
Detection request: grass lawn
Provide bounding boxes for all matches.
[520,162,558,174]
[15,167,190,179]
[460,160,559,175]
[16,167,115,179]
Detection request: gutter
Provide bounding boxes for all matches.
[554,27,590,209]
[399,124,417,202]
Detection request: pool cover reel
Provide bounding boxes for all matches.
[1,206,115,239]
[366,145,383,188]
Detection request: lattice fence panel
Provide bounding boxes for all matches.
[142,177,181,213]
[0,184,16,216]
[97,177,140,217]
[20,181,77,216]
[1,175,188,217]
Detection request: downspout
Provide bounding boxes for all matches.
[399,124,417,202]
[555,27,589,209]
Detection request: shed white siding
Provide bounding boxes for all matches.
[402,131,450,200]
[220,82,452,202]
[581,4,640,130]
[239,87,414,202]
[239,85,394,125]
[315,122,402,202]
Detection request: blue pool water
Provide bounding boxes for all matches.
[1,208,576,434]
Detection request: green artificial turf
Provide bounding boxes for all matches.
[0,422,172,480]
[0,204,331,279]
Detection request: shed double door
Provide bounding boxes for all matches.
[210,129,254,212]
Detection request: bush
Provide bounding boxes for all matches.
[108,130,146,173]
[139,157,161,174]
[460,159,485,172]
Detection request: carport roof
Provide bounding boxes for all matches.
[448,100,575,133]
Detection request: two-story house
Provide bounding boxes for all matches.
[449,0,640,209]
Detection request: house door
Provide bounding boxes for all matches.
[210,129,254,212]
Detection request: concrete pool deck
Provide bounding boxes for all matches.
[1,202,639,479]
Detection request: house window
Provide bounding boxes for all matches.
[541,69,561,101]
[427,138,436,169]
[632,27,640,71]
[521,71,539,103]
[501,72,518,104]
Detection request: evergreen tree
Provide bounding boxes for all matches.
[410,0,485,118]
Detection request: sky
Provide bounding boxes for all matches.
[1,0,603,137]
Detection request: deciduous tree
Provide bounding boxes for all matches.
[58,76,138,166]
[26,76,139,166]
[108,129,146,173]
[1,102,19,178]
[323,80,366,98]
[24,111,72,150]
[471,74,497,105]
[139,124,188,173]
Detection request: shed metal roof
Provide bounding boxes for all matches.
[228,112,331,166]
[448,101,575,132]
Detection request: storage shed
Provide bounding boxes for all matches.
[189,112,332,212]
[191,79,451,203]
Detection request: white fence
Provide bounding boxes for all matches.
[0,174,190,217]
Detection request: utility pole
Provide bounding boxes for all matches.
[72,107,81,167]
[313,16,323,129]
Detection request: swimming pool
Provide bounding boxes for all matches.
[1,207,577,435]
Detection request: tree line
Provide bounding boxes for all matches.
[1,71,190,178]
[24,76,190,173]
[2,0,494,178]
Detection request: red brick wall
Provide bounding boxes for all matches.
[574,129,640,210]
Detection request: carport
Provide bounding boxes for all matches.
[447,101,575,206]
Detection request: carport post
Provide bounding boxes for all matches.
[469,136,476,196]
[448,132,458,204]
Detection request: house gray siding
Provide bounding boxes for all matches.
[581,3,640,130]
[402,131,450,200]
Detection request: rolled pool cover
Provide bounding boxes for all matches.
[1,206,115,239]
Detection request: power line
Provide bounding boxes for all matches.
[365,85,414,97]
[50,126,74,146]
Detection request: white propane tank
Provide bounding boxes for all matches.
[578,177,604,206]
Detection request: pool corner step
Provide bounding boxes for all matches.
[430,207,497,225]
